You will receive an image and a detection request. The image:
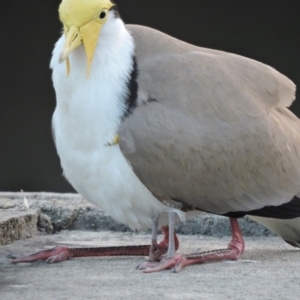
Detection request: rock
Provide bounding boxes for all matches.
[37,213,53,234]
[0,209,39,245]
[71,208,131,232]
[176,215,275,237]
[40,207,77,233]
[0,192,276,237]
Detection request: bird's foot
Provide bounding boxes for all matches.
[139,244,244,273]
[9,246,74,264]
[9,226,175,264]
[139,218,245,273]
[136,252,181,272]
[145,225,179,261]
[138,255,186,273]
[136,225,179,269]
[147,240,165,262]
[8,245,155,264]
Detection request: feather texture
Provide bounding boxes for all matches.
[120,25,300,215]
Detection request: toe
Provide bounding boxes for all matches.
[142,256,183,273]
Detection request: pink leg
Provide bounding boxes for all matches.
[9,226,179,264]
[143,218,245,273]
[137,213,178,269]
[148,225,180,262]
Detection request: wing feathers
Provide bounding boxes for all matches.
[120,25,299,214]
[126,24,296,112]
[120,102,300,214]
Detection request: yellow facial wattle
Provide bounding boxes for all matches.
[58,0,115,77]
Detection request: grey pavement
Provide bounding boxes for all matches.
[0,193,300,299]
[0,231,300,300]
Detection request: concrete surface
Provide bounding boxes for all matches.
[0,193,299,299]
[0,231,300,300]
[0,209,39,245]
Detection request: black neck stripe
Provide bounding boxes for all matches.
[122,56,138,120]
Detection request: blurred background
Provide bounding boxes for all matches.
[0,0,299,192]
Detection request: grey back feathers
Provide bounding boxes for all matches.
[120,25,300,215]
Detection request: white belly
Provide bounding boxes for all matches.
[50,27,184,230]
[53,114,178,229]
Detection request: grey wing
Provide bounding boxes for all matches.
[120,25,300,214]
[119,102,300,215]
[126,24,296,115]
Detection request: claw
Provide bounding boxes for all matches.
[46,252,72,264]
[138,218,245,273]
[136,261,157,270]
[142,255,185,273]
[10,246,73,264]
[8,225,180,267]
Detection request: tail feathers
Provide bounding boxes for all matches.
[248,216,300,248]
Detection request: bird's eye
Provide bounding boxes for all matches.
[99,10,107,20]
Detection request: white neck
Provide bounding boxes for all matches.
[51,12,135,148]
[50,13,183,229]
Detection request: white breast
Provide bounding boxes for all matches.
[50,16,182,229]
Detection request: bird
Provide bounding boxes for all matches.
[9,0,300,272]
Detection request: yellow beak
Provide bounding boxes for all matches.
[59,21,103,77]
[59,25,82,64]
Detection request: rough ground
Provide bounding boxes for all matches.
[0,231,300,300]
[0,192,299,299]
[0,210,38,245]
[0,192,273,245]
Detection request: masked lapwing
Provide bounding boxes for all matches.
[10,0,300,273]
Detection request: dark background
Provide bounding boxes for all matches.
[0,0,299,192]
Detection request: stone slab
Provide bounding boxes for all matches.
[0,192,275,238]
[0,209,39,245]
